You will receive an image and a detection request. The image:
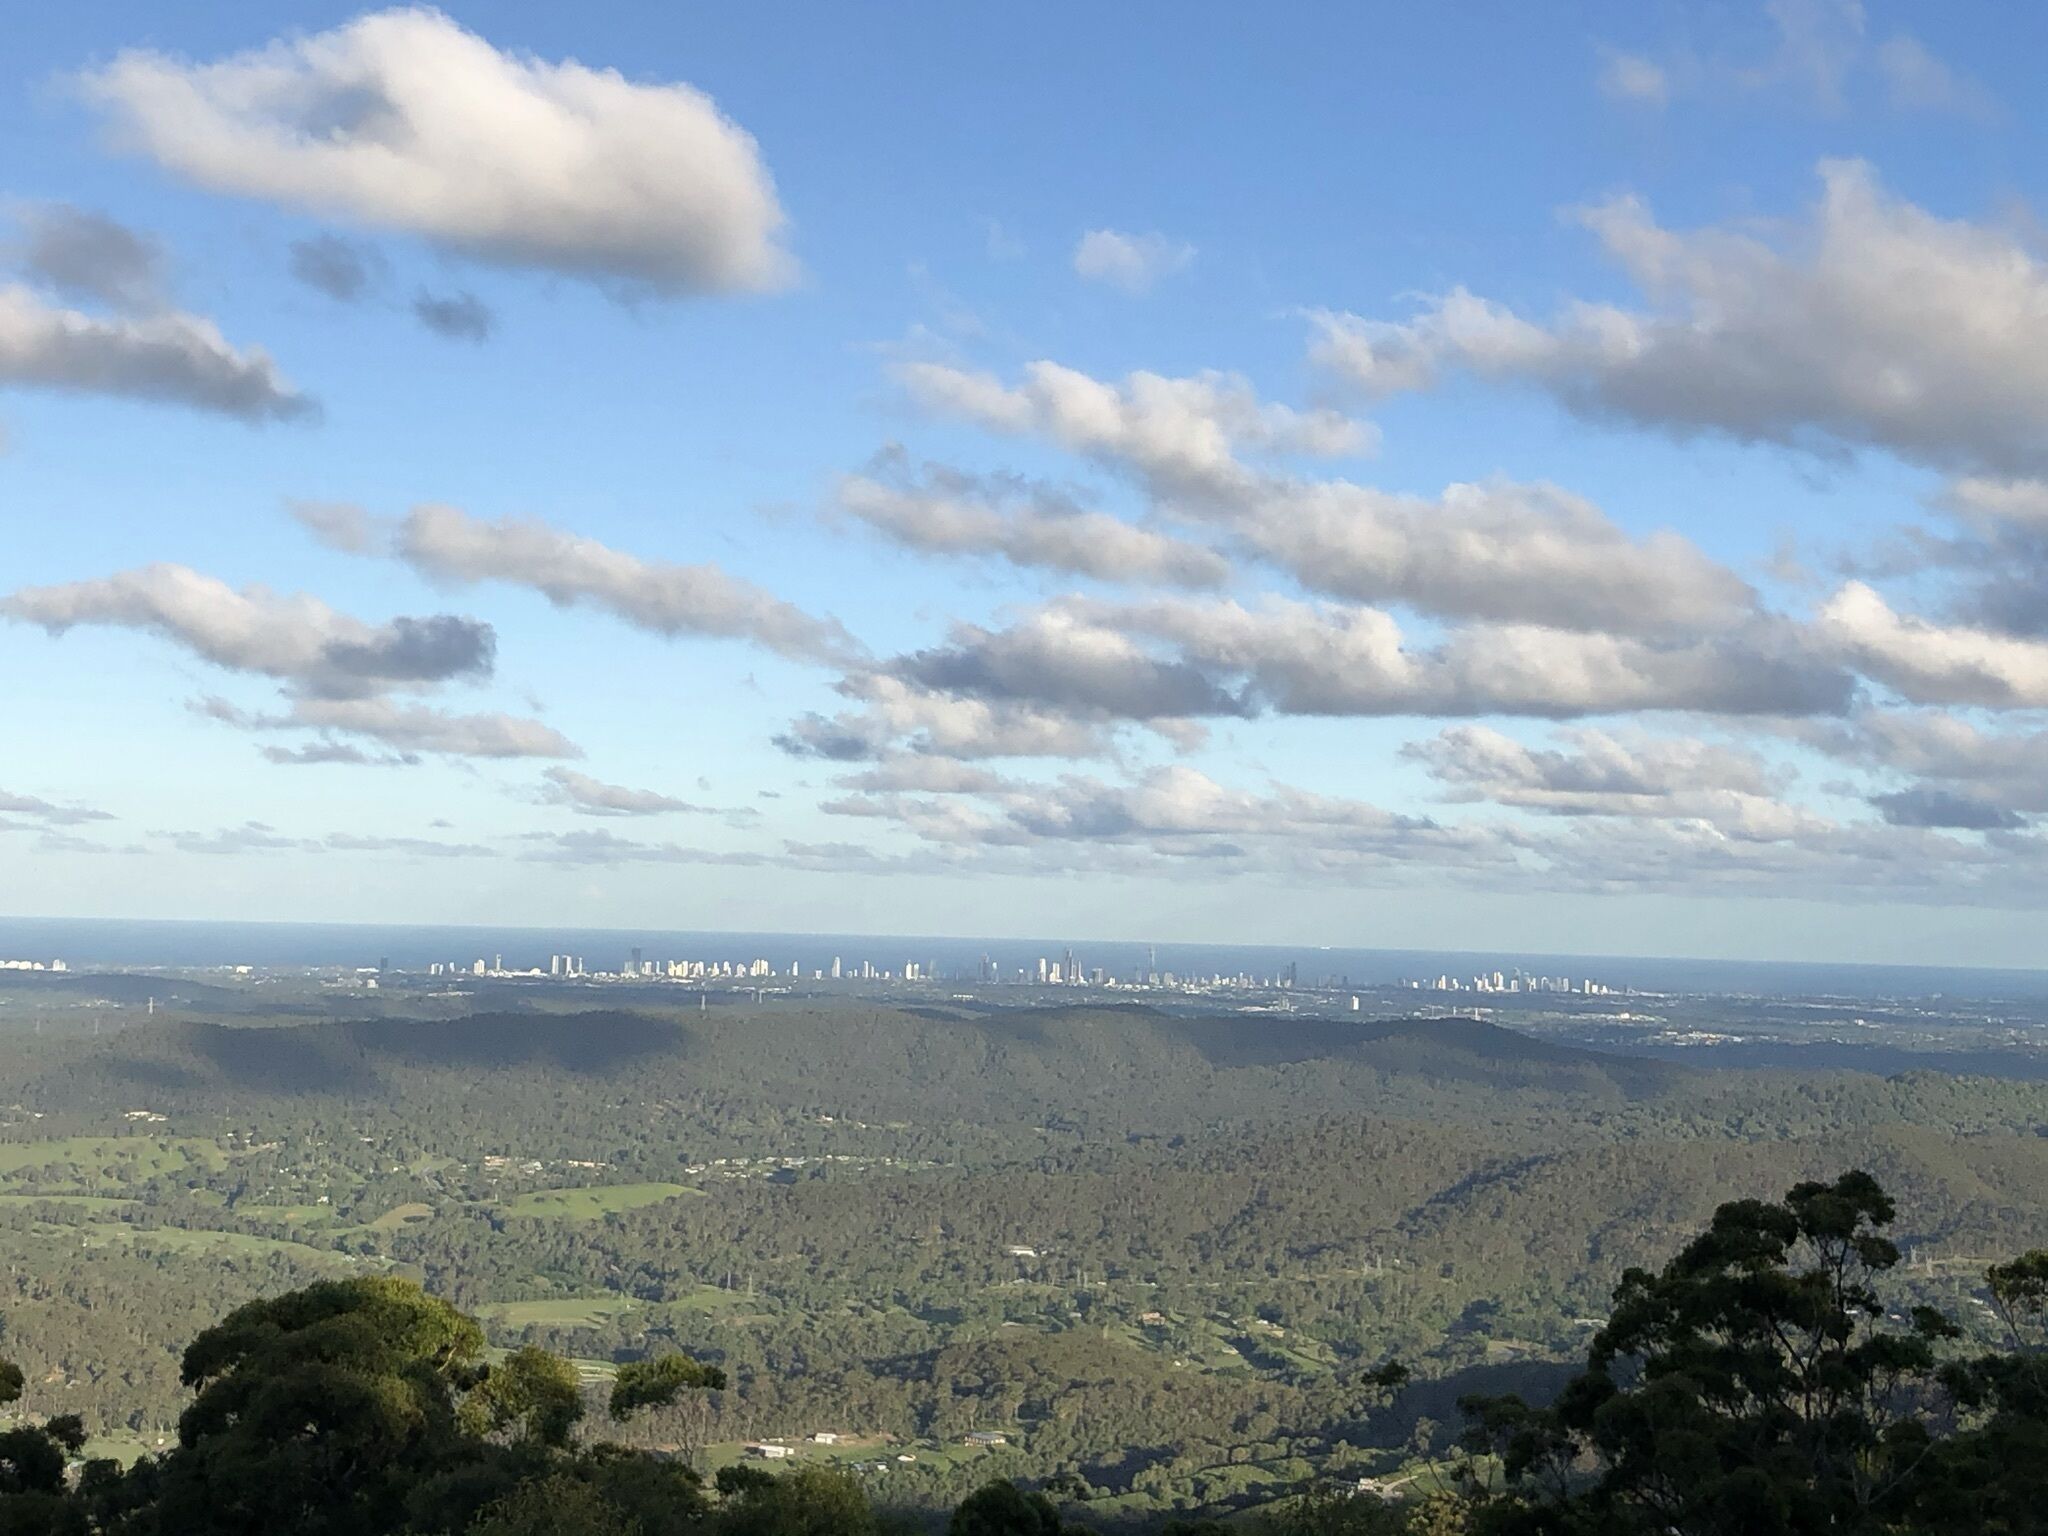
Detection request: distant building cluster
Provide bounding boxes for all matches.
[391,944,1359,998]
[977,947,1307,992]
[1407,970,1615,995]
[424,952,802,981]
[0,958,66,971]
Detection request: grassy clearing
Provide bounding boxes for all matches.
[233,1202,332,1224]
[0,1136,224,1177]
[367,1201,436,1232]
[0,1193,136,1212]
[498,1183,695,1220]
[476,1297,643,1329]
[80,1435,171,1468]
[668,1283,755,1314]
[80,1224,355,1267]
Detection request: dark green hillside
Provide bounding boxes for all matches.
[4,1005,2048,1519]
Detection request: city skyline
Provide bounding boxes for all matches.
[9,3,2048,966]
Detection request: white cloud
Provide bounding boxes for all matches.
[888,597,1850,723]
[1817,580,2048,706]
[1072,229,1196,294]
[1874,33,1991,116]
[837,450,1229,588]
[393,503,861,663]
[823,761,1515,877]
[1600,3,1986,118]
[288,499,382,554]
[1404,724,1817,840]
[271,697,580,759]
[79,6,794,296]
[1597,50,1669,107]
[1228,476,1754,636]
[901,356,1748,635]
[1941,477,2048,536]
[900,359,1371,500]
[0,790,113,826]
[540,767,707,817]
[16,204,164,310]
[1801,710,2048,822]
[776,673,1118,762]
[1311,161,2048,475]
[2,563,492,698]
[0,282,309,421]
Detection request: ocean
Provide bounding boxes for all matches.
[1,915,2044,999]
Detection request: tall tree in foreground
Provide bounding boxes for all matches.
[1465,1171,1967,1535]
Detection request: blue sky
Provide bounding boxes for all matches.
[6,1,2048,963]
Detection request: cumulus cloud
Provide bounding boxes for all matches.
[411,289,494,341]
[288,499,382,554]
[1072,229,1196,294]
[0,283,309,421]
[1227,476,1754,636]
[2,563,493,698]
[1868,785,2025,831]
[0,790,114,826]
[1519,813,2032,903]
[1310,162,2048,475]
[886,597,1851,724]
[1874,33,1992,116]
[17,204,163,310]
[393,503,861,663]
[898,357,1743,634]
[170,822,492,857]
[323,832,493,857]
[1597,50,1669,106]
[1599,3,1986,117]
[776,673,1117,762]
[515,827,919,874]
[1404,724,1818,839]
[1941,477,2048,536]
[1875,477,2048,639]
[1796,710,2048,822]
[818,754,2048,897]
[895,609,1257,721]
[288,233,380,301]
[900,359,1371,500]
[1817,580,2048,707]
[540,767,706,816]
[836,757,1012,795]
[822,761,1515,877]
[79,7,794,295]
[170,821,310,855]
[274,697,580,759]
[836,449,1229,588]
[260,741,418,767]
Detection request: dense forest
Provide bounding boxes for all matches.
[5,1172,2048,1534]
[3,1003,2048,1520]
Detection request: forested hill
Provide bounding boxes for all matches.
[13,1004,1690,1132]
[5,1003,2048,1518]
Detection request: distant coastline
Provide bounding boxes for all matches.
[3,913,2046,999]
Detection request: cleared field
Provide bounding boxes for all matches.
[0,1136,224,1177]
[0,1193,136,1212]
[80,1435,171,1469]
[80,1224,357,1267]
[367,1201,436,1232]
[475,1297,643,1329]
[670,1283,756,1314]
[498,1183,696,1220]
[233,1202,332,1223]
